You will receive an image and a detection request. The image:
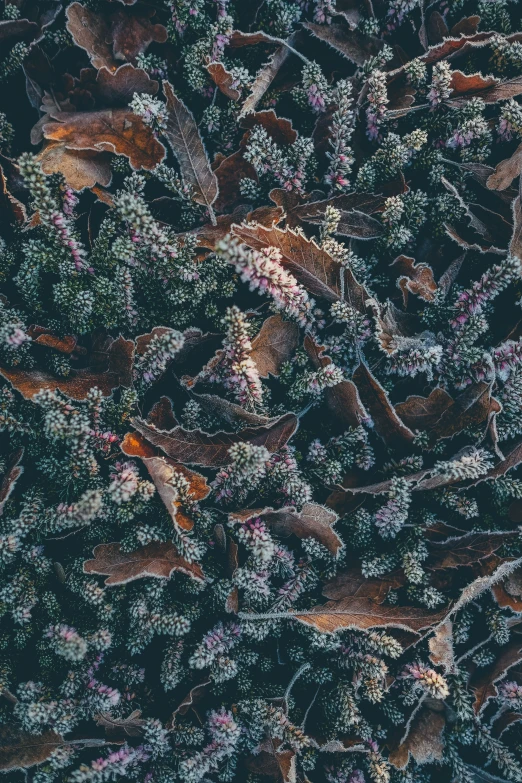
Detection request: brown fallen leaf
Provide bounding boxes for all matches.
[304,335,368,429]
[214,150,258,213]
[147,396,178,431]
[170,680,210,721]
[322,567,405,602]
[194,394,271,428]
[240,110,298,147]
[395,388,454,431]
[492,566,522,612]
[0,334,134,401]
[427,532,516,570]
[0,162,26,224]
[0,726,64,771]
[0,448,24,516]
[38,144,112,192]
[95,710,146,738]
[206,61,240,101]
[429,620,455,672]
[428,381,498,442]
[391,255,437,305]
[303,21,383,66]
[448,70,500,101]
[230,503,341,556]
[163,82,218,221]
[43,109,166,171]
[470,631,522,713]
[246,740,296,783]
[294,596,447,634]
[121,430,210,531]
[66,3,118,71]
[510,194,522,261]
[426,11,449,45]
[250,315,299,378]
[388,700,445,769]
[232,223,342,301]
[450,16,480,36]
[83,541,204,585]
[352,361,415,447]
[131,412,298,467]
[487,143,522,191]
[110,8,167,62]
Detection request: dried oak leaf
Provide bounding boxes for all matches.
[388,700,445,769]
[0,447,24,516]
[395,388,454,431]
[121,431,209,531]
[229,503,341,556]
[487,143,522,191]
[95,710,146,738]
[147,396,178,430]
[0,334,134,401]
[427,532,516,570]
[163,82,218,216]
[232,222,342,301]
[66,3,118,71]
[94,63,158,107]
[352,361,415,447]
[42,109,165,171]
[470,631,522,713]
[429,620,455,672]
[110,8,167,62]
[294,596,447,634]
[250,315,299,378]
[206,61,240,101]
[391,255,437,305]
[131,412,298,468]
[83,541,204,585]
[38,144,112,192]
[0,726,64,771]
[303,21,383,66]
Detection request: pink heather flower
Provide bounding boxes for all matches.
[452,256,521,328]
[366,70,388,141]
[499,681,522,703]
[402,662,449,699]
[428,61,452,109]
[219,238,315,328]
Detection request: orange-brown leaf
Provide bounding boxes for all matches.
[0,726,64,771]
[250,315,299,378]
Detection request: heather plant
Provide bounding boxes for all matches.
[3,1,522,783]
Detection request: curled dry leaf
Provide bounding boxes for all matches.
[302,21,383,66]
[240,110,298,146]
[0,447,24,516]
[388,701,445,769]
[42,109,166,172]
[206,62,240,101]
[214,150,258,213]
[429,620,455,672]
[0,334,134,401]
[121,430,210,531]
[83,541,204,585]
[163,82,218,220]
[170,680,210,721]
[0,726,64,771]
[230,503,342,556]
[322,567,405,602]
[246,741,296,783]
[239,42,290,118]
[95,710,146,738]
[391,255,437,305]
[352,361,415,447]
[487,143,522,191]
[470,630,522,713]
[130,412,298,468]
[250,315,299,378]
[448,70,501,102]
